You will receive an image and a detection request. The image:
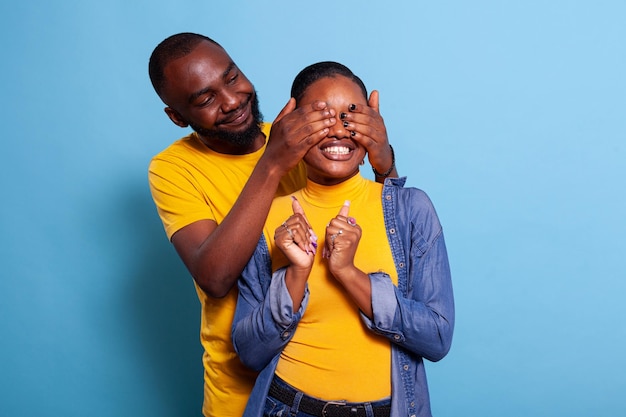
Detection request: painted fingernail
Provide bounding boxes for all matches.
[350,131,356,137]
[340,112,347,119]
[343,121,349,128]
[349,104,356,111]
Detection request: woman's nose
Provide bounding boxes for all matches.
[328,115,350,138]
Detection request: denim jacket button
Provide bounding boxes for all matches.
[283,331,290,338]
[403,364,409,370]
[385,194,392,200]
[399,262,405,268]
[389,228,396,234]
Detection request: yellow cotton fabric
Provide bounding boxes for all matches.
[148,124,306,417]
[264,173,398,402]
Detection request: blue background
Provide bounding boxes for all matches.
[1,1,625,416]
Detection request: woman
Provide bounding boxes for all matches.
[232,61,454,417]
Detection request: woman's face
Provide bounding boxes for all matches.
[298,75,368,185]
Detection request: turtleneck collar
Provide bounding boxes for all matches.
[299,172,368,208]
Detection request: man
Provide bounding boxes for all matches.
[147,32,397,416]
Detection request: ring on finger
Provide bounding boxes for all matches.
[283,222,294,239]
[347,217,357,227]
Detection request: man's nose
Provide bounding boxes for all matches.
[220,90,240,113]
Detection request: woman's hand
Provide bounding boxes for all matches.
[274,197,317,271]
[324,201,362,280]
[323,200,373,317]
[275,196,317,309]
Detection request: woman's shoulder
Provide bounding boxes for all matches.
[385,177,434,208]
[386,179,443,238]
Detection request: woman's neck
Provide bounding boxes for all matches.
[300,172,367,208]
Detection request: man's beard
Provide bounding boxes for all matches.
[190,93,263,148]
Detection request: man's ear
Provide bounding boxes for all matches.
[164,107,189,128]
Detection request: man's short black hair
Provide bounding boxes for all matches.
[148,32,221,98]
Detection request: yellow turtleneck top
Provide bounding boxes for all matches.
[262,173,398,401]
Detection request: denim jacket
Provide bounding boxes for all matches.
[232,178,455,417]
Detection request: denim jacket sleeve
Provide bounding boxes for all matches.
[232,236,309,371]
[360,180,455,363]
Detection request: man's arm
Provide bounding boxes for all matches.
[171,100,336,298]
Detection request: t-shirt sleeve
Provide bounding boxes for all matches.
[148,157,216,240]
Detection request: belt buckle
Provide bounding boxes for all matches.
[321,400,348,417]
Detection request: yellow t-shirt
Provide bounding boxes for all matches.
[264,173,398,402]
[148,124,306,417]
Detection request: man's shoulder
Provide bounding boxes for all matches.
[261,122,271,137]
[151,133,198,160]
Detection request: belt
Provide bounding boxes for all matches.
[268,378,391,417]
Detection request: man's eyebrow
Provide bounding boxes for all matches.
[188,86,212,104]
[188,62,237,104]
[222,62,236,79]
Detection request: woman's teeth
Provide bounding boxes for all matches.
[322,146,350,155]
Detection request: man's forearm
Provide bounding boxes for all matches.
[177,160,285,297]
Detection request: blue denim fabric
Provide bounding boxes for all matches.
[232,177,455,417]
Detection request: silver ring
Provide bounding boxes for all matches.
[338,229,343,235]
[330,233,337,243]
[283,222,294,239]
